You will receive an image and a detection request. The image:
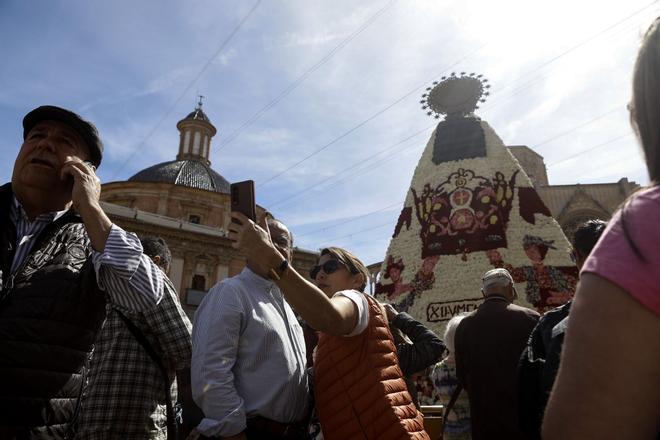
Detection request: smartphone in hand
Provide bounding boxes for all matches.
[230,180,256,223]
[62,160,96,186]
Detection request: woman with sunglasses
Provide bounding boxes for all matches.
[229,213,429,440]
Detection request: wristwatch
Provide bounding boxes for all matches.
[268,259,289,281]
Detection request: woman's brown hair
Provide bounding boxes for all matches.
[631,17,660,182]
[319,247,370,292]
[621,17,660,261]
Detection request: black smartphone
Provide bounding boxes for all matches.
[63,160,96,185]
[230,180,256,222]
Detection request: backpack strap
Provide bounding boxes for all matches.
[115,309,177,440]
[443,383,463,428]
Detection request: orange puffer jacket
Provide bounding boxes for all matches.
[314,293,429,440]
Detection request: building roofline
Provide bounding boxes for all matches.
[101,201,229,238]
[507,145,545,160]
[540,179,640,189]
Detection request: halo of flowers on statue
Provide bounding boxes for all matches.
[420,72,490,118]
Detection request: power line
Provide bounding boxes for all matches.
[481,14,651,114]
[291,3,657,246]
[256,43,488,188]
[316,220,394,245]
[296,199,404,237]
[535,105,624,149]
[219,0,398,149]
[547,132,635,167]
[272,103,624,214]
[483,2,656,110]
[268,99,620,219]
[110,0,262,179]
[256,2,656,190]
[266,124,432,209]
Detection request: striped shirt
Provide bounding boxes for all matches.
[9,195,164,311]
[9,196,68,274]
[191,268,309,437]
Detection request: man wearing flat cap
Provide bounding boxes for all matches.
[0,106,165,439]
[454,268,539,440]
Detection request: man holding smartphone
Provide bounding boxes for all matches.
[0,105,165,439]
[191,216,309,440]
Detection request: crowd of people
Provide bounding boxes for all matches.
[1,15,659,440]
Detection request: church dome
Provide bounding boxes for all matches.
[183,108,211,123]
[129,159,230,194]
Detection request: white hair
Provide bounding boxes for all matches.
[443,312,470,354]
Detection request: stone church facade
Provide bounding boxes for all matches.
[100,102,317,316]
[508,145,639,239]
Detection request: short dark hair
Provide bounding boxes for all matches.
[573,219,607,257]
[140,236,172,269]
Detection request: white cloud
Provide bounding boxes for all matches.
[279,30,342,48]
[215,48,238,66]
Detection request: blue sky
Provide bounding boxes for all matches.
[1,0,658,264]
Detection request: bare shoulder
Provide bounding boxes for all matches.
[543,273,660,439]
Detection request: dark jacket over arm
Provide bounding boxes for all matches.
[392,312,445,375]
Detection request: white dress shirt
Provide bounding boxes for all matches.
[191,268,309,437]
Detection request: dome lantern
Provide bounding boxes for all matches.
[176,95,217,165]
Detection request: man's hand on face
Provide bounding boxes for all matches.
[58,158,113,252]
[60,159,101,215]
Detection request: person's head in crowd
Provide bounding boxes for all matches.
[12,105,103,216]
[443,312,470,356]
[571,219,607,270]
[311,247,370,296]
[267,217,293,261]
[140,236,172,274]
[631,16,660,182]
[481,268,517,301]
[246,215,293,277]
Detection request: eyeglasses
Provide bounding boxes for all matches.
[309,259,343,280]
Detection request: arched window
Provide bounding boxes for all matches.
[193,131,201,155]
[183,131,191,154]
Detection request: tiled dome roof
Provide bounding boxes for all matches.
[129,160,230,194]
[183,108,211,124]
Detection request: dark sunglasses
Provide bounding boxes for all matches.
[309,259,343,280]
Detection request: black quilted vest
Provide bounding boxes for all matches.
[0,183,106,439]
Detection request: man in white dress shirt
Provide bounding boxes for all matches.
[191,218,309,440]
